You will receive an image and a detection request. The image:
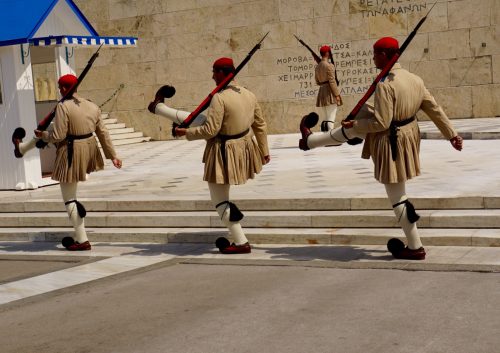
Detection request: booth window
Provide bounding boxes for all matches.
[32,62,57,102]
[31,46,57,102]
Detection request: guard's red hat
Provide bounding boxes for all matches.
[213,57,234,70]
[373,37,399,51]
[58,74,78,88]
[320,45,331,55]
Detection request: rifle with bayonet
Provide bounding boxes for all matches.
[12,44,103,158]
[293,34,340,86]
[172,32,270,137]
[340,2,437,145]
[293,35,321,63]
[344,3,437,124]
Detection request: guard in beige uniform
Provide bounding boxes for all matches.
[316,45,342,131]
[35,74,122,251]
[299,37,463,260]
[173,57,270,254]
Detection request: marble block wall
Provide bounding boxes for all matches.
[74,0,500,140]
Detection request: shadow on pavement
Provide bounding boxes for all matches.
[254,245,393,262]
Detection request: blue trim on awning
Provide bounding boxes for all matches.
[29,35,138,47]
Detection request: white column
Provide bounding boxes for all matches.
[0,45,42,190]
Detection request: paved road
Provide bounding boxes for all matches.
[0,261,499,353]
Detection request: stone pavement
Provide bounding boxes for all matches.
[2,117,500,203]
[1,242,500,306]
[1,117,500,304]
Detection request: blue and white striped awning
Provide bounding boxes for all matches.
[29,35,137,47]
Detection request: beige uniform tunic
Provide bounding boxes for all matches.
[186,82,269,185]
[41,94,117,183]
[353,64,457,184]
[315,59,340,107]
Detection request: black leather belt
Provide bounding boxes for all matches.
[218,129,250,168]
[66,133,93,168]
[389,116,415,161]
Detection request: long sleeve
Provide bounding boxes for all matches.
[420,88,457,140]
[186,94,224,141]
[41,103,68,143]
[326,63,340,97]
[251,102,269,156]
[354,83,393,133]
[94,110,117,159]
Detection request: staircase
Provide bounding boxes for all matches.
[101,113,151,146]
[0,197,499,246]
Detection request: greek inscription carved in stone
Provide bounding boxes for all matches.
[359,0,427,17]
[276,42,378,99]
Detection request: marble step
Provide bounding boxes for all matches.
[104,132,144,140]
[1,227,498,247]
[108,127,135,135]
[111,136,151,145]
[1,210,500,229]
[103,118,118,125]
[0,197,498,213]
[104,123,126,130]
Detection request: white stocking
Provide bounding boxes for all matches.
[155,103,207,127]
[321,105,339,130]
[307,126,366,149]
[208,183,248,245]
[60,182,88,243]
[18,137,38,156]
[385,182,422,250]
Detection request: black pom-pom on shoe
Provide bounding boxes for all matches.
[215,237,230,251]
[303,112,319,129]
[387,238,405,255]
[62,236,75,249]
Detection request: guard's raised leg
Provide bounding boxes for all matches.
[300,113,365,151]
[148,85,207,127]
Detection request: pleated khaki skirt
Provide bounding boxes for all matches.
[361,121,421,184]
[316,84,337,107]
[52,137,104,183]
[202,133,264,185]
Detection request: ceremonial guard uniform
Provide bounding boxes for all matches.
[151,57,270,254]
[299,38,463,260]
[36,74,122,251]
[315,45,342,131]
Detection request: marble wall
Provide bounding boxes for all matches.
[74,0,500,139]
